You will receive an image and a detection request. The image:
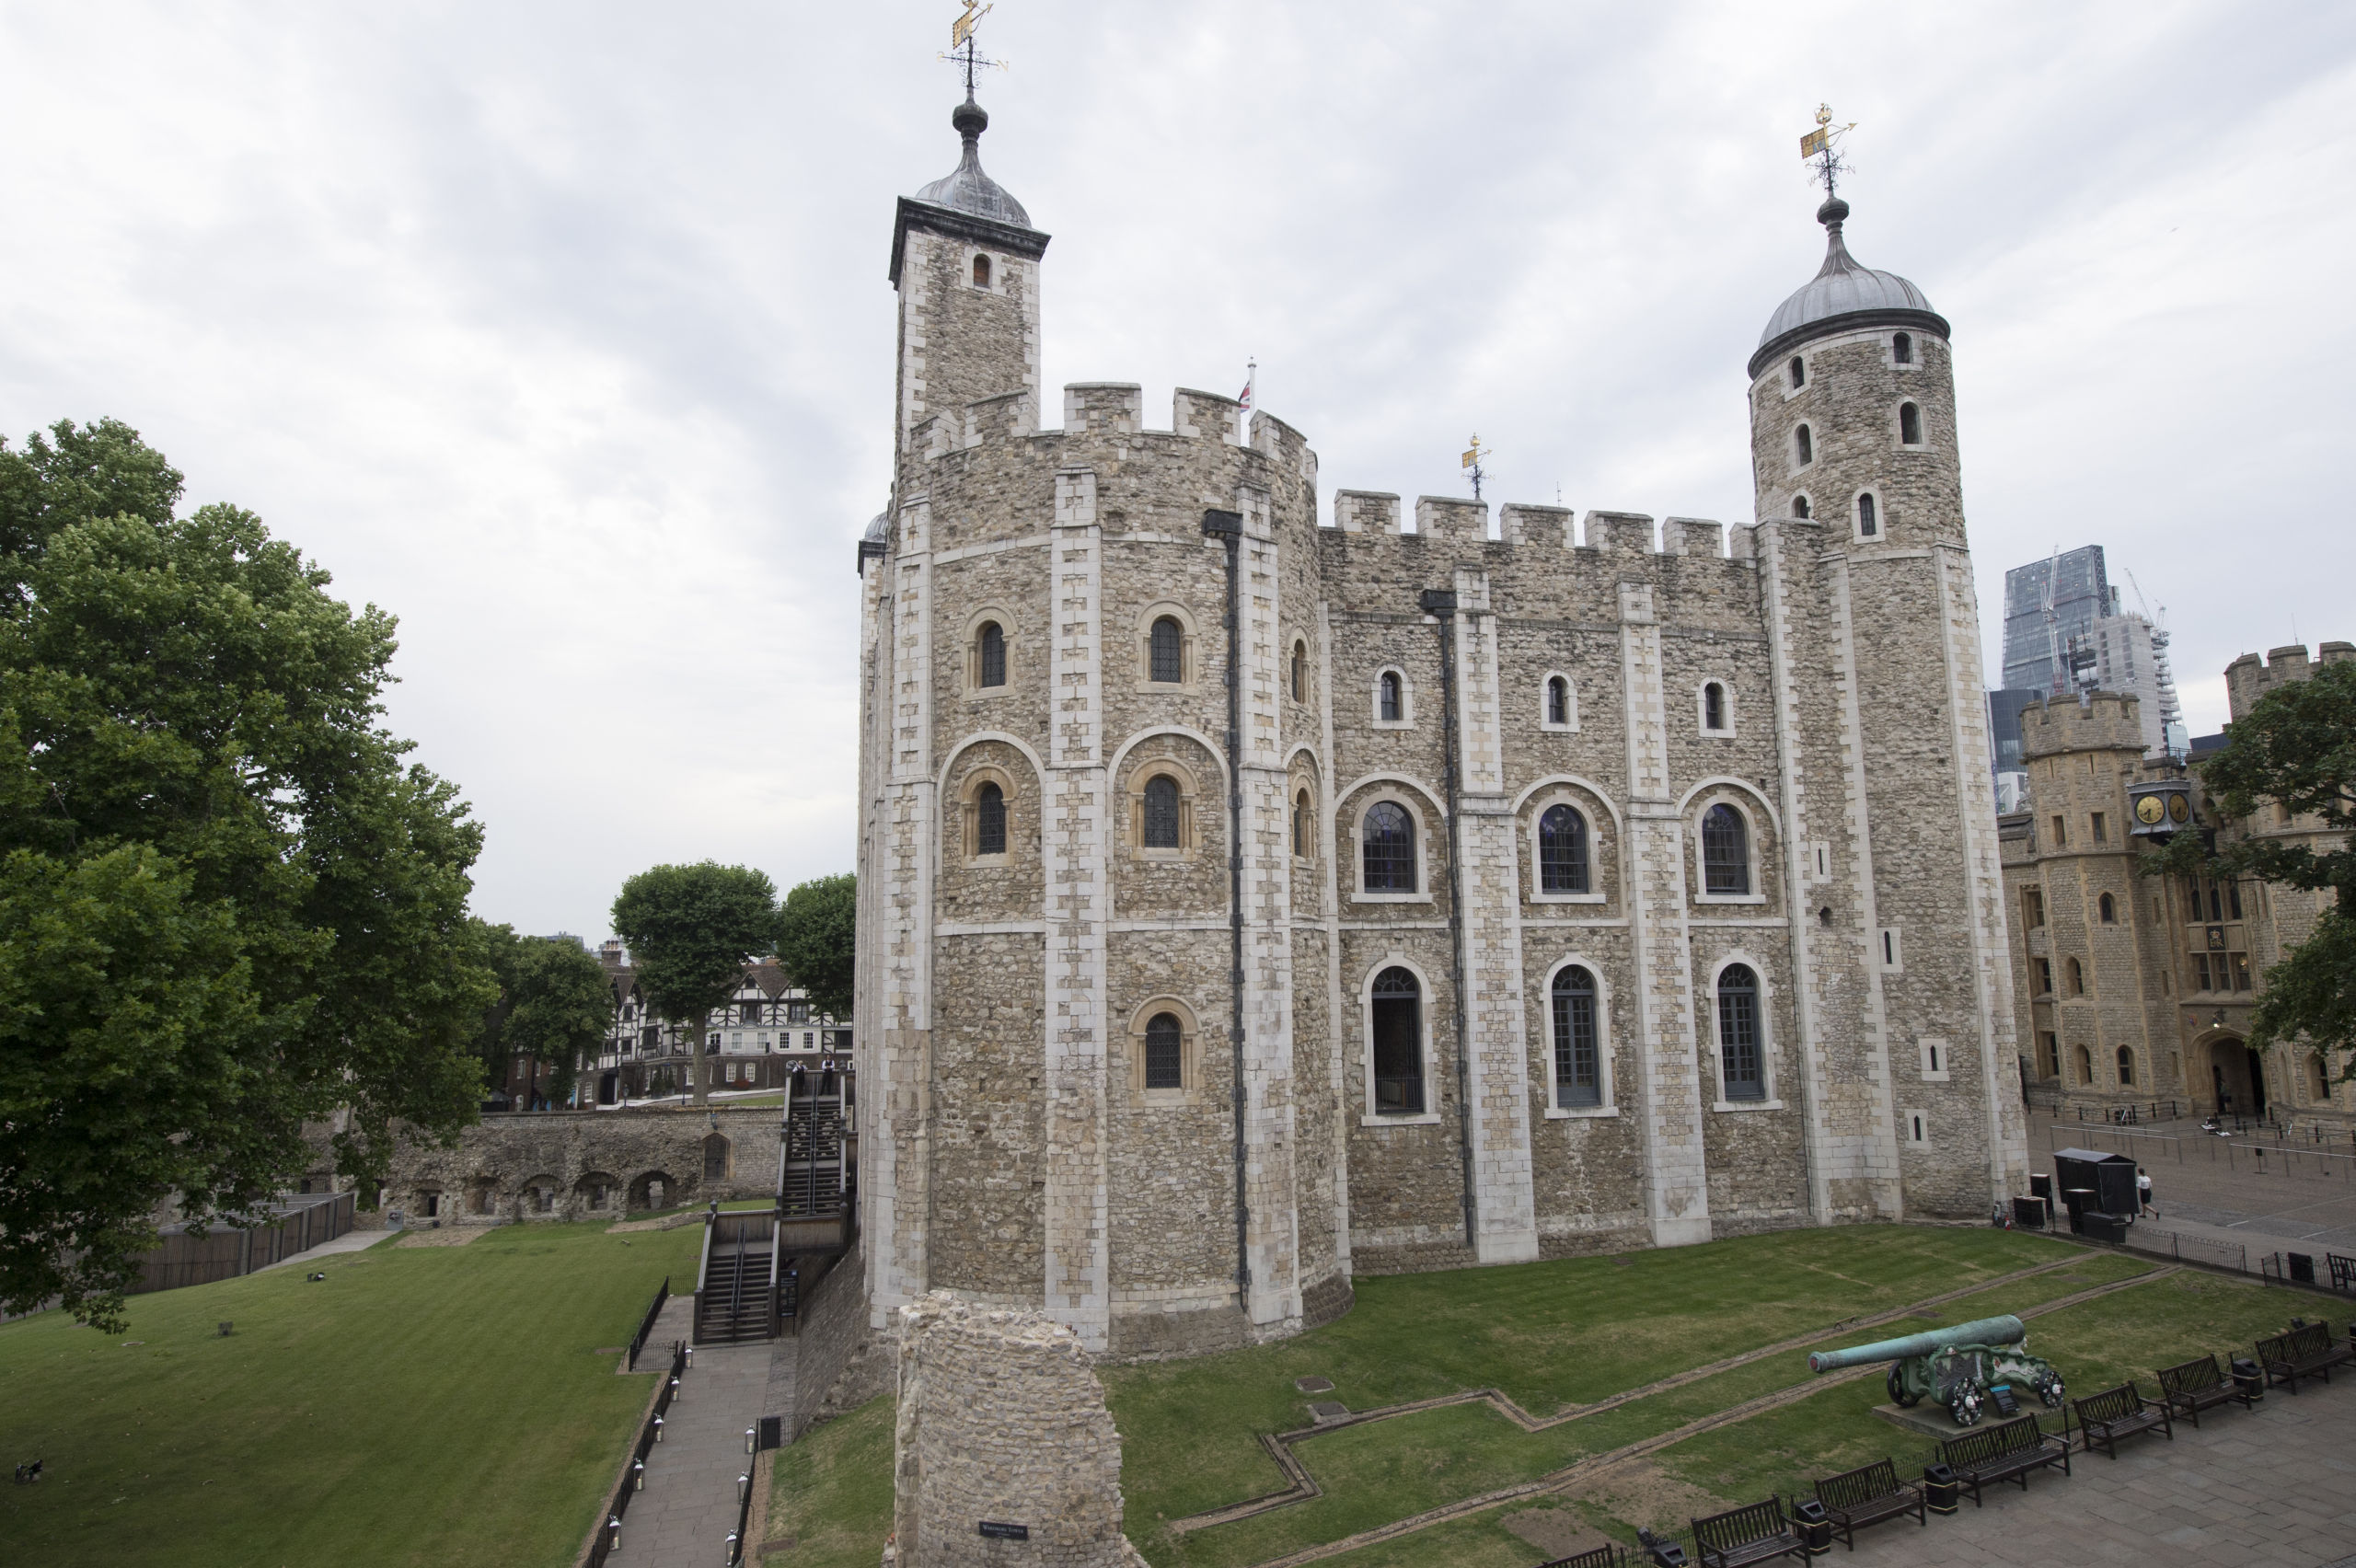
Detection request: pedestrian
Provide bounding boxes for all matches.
[2137,1165,2156,1217]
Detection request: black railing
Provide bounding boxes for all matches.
[585,1339,685,1568]
[626,1275,669,1372]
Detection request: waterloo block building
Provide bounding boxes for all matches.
[851,91,2029,1358]
[2000,644,2354,1133]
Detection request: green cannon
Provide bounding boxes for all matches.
[1807,1313,2064,1427]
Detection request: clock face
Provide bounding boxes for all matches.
[2167,792,2191,824]
[2135,795,2167,825]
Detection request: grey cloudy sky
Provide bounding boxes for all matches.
[3,2,2349,941]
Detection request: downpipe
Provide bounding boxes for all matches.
[1204,508,1252,1310]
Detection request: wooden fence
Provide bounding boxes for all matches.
[134,1191,356,1295]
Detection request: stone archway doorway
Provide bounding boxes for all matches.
[2201,1033,2263,1118]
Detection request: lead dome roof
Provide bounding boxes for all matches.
[912,97,1031,228]
[1750,197,1947,379]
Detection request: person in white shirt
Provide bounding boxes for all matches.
[2137,1166,2156,1217]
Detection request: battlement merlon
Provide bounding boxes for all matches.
[2017,691,2148,757]
[2225,640,2355,722]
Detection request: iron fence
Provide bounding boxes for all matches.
[626,1276,669,1372]
[585,1339,686,1568]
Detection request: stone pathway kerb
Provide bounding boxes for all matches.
[607,1297,769,1568]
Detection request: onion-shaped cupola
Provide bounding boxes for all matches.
[912,95,1031,228]
[1748,197,1946,380]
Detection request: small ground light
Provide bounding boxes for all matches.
[745,1426,756,1455]
[738,1472,750,1501]
[670,1375,682,1401]
[684,1345,695,1369]
[607,1516,620,1551]
[633,1459,645,1490]
[653,1415,665,1442]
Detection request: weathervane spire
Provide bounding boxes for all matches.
[942,2,1008,98]
[1798,103,1857,201]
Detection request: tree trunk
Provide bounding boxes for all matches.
[524,1052,538,1113]
[688,1012,709,1108]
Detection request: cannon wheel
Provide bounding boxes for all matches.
[1887,1365,1920,1407]
[1949,1378,1987,1427]
[2035,1370,2066,1410]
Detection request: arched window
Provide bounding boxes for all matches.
[1716,964,1763,1101]
[1538,804,1589,894]
[1547,675,1569,726]
[1144,1012,1184,1090]
[2098,892,2116,924]
[1293,790,1311,859]
[2067,956,2085,996]
[978,620,1007,687]
[1141,774,1181,849]
[1370,967,1424,1113]
[1792,494,1811,519]
[1703,682,1727,732]
[1787,355,1806,389]
[976,781,1007,857]
[1149,616,1184,684]
[702,1135,730,1182]
[2309,1053,2331,1101]
[1856,493,1877,537]
[972,252,991,287]
[2073,1043,2093,1086]
[1291,640,1308,702]
[1702,803,1750,895]
[1899,402,1922,445]
[2116,1045,2136,1087]
[1552,966,1600,1108]
[1362,801,1415,893]
[1795,424,1813,466]
[1379,670,1403,722]
[1892,331,1912,364]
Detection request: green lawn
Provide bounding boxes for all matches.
[0,1218,702,1568]
[768,1393,895,1568]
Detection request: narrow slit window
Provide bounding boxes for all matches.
[1141,774,1181,849]
[1149,616,1184,684]
[1892,331,1912,364]
[1362,801,1415,893]
[976,781,1007,857]
[1856,493,1878,536]
[1144,1011,1183,1090]
[1795,424,1813,466]
[1547,675,1569,726]
[1899,402,1922,444]
[1370,967,1424,1113]
[1291,640,1307,702]
[1552,966,1600,1108]
[1538,804,1589,894]
[1792,494,1810,519]
[1379,671,1403,722]
[1293,790,1311,859]
[972,252,991,287]
[2098,892,2116,924]
[978,621,1007,687]
[2116,1045,2135,1087]
[1702,803,1750,895]
[1717,964,1763,1101]
[1703,682,1727,732]
[1788,355,1806,389]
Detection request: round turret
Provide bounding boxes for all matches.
[1749,198,1946,380]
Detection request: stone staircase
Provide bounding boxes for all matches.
[696,1246,772,1343]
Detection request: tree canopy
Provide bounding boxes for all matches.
[0,419,494,1327]
[610,862,780,1107]
[472,926,615,1108]
[2147,660,2356,1063]
[777,872,855,1021]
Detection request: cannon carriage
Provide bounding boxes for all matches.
[1808,1314,2065,1428]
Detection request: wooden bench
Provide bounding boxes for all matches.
[1536,1546,1625,1568]
[2070,1380,2172,1458]
[1811,1458,1924,1551]
[2256,1320,2353,1394]
[2155,1354,2254,1427]
[1689,1496,1807,1568]
[1935,1412,2071,1506]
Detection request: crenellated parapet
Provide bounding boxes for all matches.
[2016,692,2148,758]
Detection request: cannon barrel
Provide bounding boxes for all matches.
[1807,1315,2027,1374]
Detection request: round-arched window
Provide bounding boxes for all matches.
[1144,1012,1184,1090]
[1142,774,1181,849]
[1552,966,1600,1108]
[1539,804,1588,894]
[1370,967,1423,1113]
[978,621,1007,687]
[976,781,1007,857]
[1291,640,1308,702]
[1702,803,1750,895]
[1716,964,1763,1101]
[1149,616,1184,684]
[1379,670,1403,722]
[1899,401,1923,445]
[2116,1045,2136,1087]
[1293,790,1311,859]
[1363,801,1415,892]
[1547,675,1569,725]
[1795,424,1813,466]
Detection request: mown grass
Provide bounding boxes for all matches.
[0,1218,703,1568]
[1108,1226,2077,1563]
[766,1394,896,1568]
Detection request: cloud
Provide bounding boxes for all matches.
[1,2,2346,936]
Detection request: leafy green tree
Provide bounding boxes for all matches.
[0,419,494,1328]
[777,872,856,1022]
[610,862,780,1108]
[2146,661,2356,1067]
[504,935,615,1108]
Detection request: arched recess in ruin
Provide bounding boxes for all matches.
[629,1170,676,1212]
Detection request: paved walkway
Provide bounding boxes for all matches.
[2029,1114,2356,1256]
[607,1298,791,1568]
[250,1226,386,1271]
[1843,1382,2356,1565]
